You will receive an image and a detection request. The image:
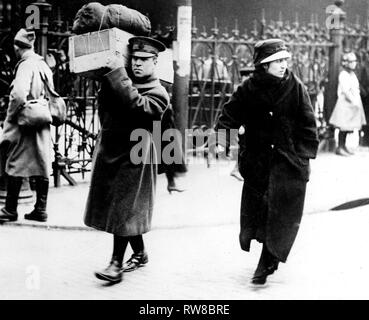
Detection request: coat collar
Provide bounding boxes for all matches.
[132,73,161,90]
[14,51,43,73]
[247,69,297,108]
[133,78,161,90]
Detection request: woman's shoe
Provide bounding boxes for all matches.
[251,245,279,285]
[167,185,185,194]
[335,147,349,156]
[230,169,244,181]
[343,146,354,155]
[123,252,148,272]
[95,260,123,283]
[251,262,279,285]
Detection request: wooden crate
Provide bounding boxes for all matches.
[68,27,174,83]
[68,27,132,78]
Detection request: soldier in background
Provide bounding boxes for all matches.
[0,29,53,223]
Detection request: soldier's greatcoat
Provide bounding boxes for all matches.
[84,67,169,236]
[0,51,53,178]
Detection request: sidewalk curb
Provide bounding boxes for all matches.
[0,220,245,232]
[2,150,369,232]
[0,221,95,232]
[0,210,333,232]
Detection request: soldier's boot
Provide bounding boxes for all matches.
[95,257,123,283]
[0,176,23,222]
[24,177,49,222]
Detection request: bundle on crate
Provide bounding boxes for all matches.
[72,2,151,36]
[68,2,173,83]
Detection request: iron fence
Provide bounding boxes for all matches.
[189,13,334,132]
[1,1,369,185]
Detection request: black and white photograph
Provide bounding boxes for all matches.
[0,0,369,306]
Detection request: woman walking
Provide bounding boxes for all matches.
[214,39,319,284]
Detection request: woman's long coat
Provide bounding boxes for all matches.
[0,51,53,178]
[215,70,319,262]
[84,67,169,236]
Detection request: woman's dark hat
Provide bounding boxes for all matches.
[129,36,166,58]
[253,39,291,66]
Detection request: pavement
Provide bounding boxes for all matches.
[1,147,369,300]
[1,147,369,231]
[1,204,369,300]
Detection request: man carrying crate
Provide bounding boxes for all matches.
[84,36,170,284]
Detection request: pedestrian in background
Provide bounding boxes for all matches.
[214,39,319,285]
[158,80,187,194]
[329,52,366,156]
[0,29,53,223]
[158,103,187,194]
[84,36,169,284]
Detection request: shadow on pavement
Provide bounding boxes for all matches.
[330,198,369,211]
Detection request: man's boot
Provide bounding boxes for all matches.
[122,251,149,272]
[24,177,48,222]
[0,176,23,222]
[95,257,123,283]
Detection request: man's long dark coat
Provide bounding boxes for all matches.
[215,70,319,262]
[84,67,169,236]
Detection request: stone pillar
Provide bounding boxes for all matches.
[31,0,51,58]
[172,0,192,151]
[0,1,3,28]
[323,0,346,152]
